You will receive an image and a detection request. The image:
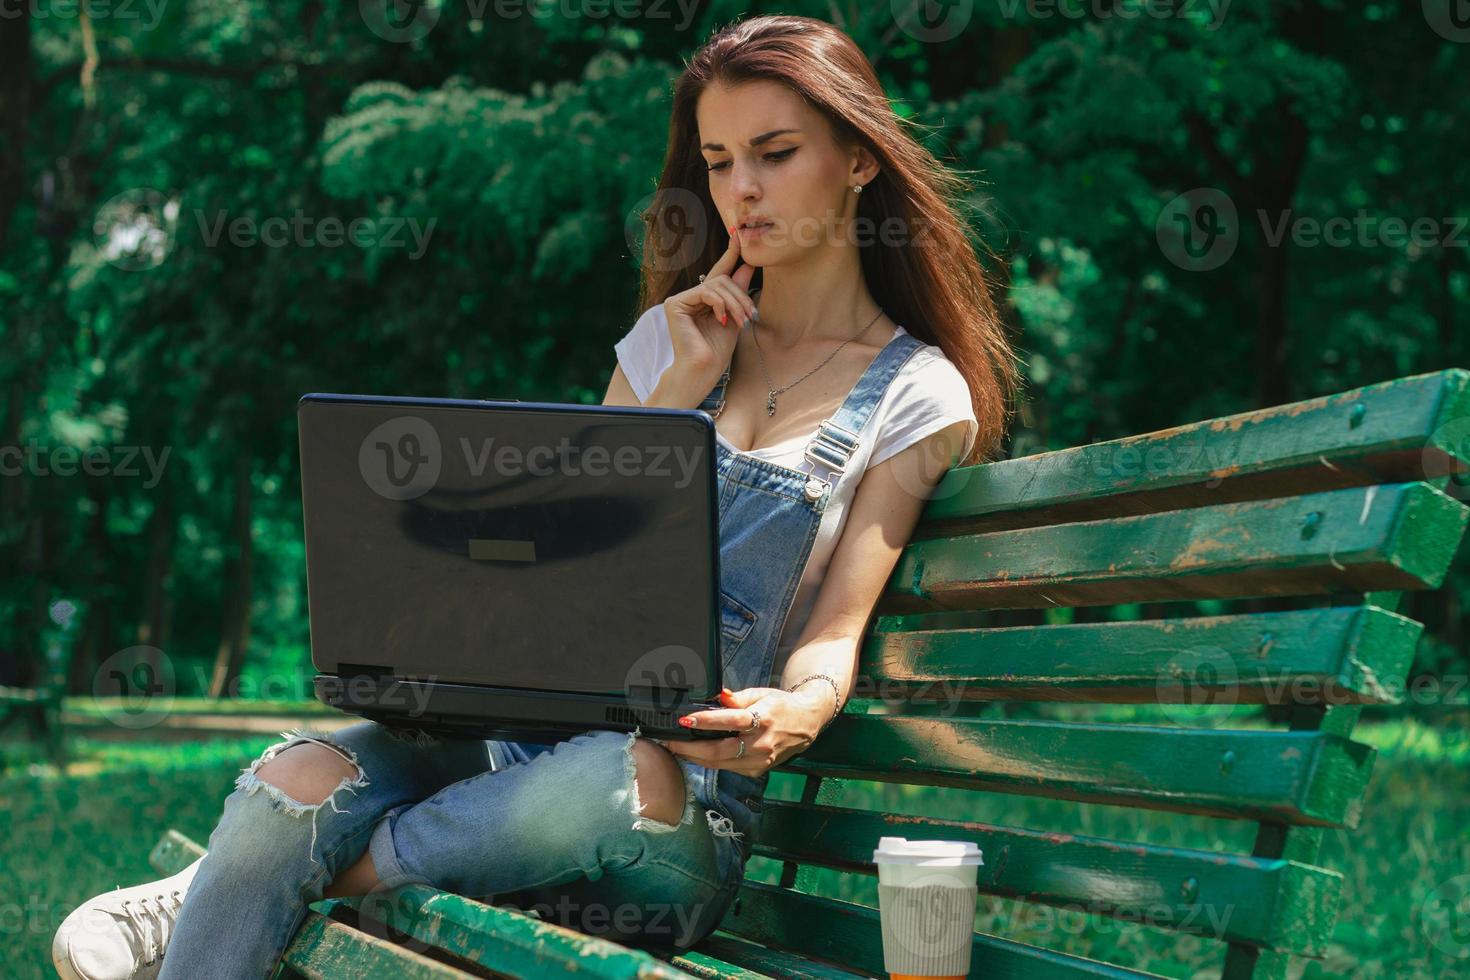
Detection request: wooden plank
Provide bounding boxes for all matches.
[749,802,1339,955]
[0,685,55,704]
[281,910,475,979]
[717,881,1168,979]
[862,605,1420,705]
[674,933,870,978]
[334,885,697,979]
[781,715,1376,827]
[882,482,1469,612]
[148,828,206,874]
[919,368,1470,535]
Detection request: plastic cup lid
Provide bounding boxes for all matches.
[872,836,984,866]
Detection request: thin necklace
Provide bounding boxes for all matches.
[749,303,886,417]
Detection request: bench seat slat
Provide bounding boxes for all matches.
[918,368,1470,535]
[673,933,874,978]
[280,910,471,979]
[750,801,1340,955]
[716,881,1169,979]
[783,716,1375,827]
[883,482,1468,612]
[865,604,1420,705]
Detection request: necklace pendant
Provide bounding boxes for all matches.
[765,391,777,416]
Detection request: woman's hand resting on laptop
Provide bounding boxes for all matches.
[652,686,830,778]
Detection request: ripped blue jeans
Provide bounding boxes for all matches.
[156,721,746,980]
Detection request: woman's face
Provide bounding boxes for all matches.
[695,79,866,265]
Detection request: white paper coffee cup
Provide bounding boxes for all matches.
[872,836,983,979]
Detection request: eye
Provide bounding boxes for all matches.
[706,148,798,172]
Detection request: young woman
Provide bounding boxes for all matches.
[53,13,1018,979]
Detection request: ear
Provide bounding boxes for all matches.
[847,143,881,188]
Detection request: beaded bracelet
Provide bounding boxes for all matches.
[785,673,842,732]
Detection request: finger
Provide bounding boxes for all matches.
[704,221,743,281]
[656,735,731,764]
[681,707,759,731]
[704,279,755,325]
[731,261,756,294]
[695,283,736,326]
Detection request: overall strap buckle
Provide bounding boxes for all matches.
[802,418,861,500]
[803,417,861,475]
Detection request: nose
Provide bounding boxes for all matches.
[727,159,761,201]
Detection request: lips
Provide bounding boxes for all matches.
[739,217,772,230]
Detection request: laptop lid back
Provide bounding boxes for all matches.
[297,393,720,701]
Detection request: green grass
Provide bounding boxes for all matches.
[2,716,1465,979]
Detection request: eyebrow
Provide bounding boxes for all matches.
[700,128,802,152]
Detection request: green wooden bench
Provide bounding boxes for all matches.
[0,598,78,764]
[149,367,1470,979]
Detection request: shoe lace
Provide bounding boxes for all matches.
[116,889,184,967]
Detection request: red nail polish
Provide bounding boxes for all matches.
[679,716,694,726]
[720,313,727,325]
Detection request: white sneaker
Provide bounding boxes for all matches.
[52,856,205,980]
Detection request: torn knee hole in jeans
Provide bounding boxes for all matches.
[235,728,371,864]
[623,728,742,840]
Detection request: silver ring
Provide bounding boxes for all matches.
[697,274,707,283]
[740,708,761,734]
[734,737,746,759]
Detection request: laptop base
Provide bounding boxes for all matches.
[313,673,734,743]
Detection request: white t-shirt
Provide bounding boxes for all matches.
[613,302,978,683]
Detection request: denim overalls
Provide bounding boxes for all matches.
[492,327,926,869]
[156,329,926,978]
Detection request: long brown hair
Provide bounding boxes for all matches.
[636,14,1021,466]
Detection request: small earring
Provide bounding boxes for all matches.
[851,184,863,193]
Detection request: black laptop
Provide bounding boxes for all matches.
[298,392,731,744]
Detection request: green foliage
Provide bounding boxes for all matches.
[1,5,1465,720]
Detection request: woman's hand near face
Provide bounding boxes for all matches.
[660,227,758,392]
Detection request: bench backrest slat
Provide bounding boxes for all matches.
[787,715,1375,826]
[865,604,1419,705]
[886,482,1467,613]
[918,368,1470,536]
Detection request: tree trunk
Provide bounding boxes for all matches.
[209,455,254,698]
[0,3,32,253]
[136,478,176,680]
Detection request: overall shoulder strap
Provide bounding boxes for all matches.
[801,330,925,481]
